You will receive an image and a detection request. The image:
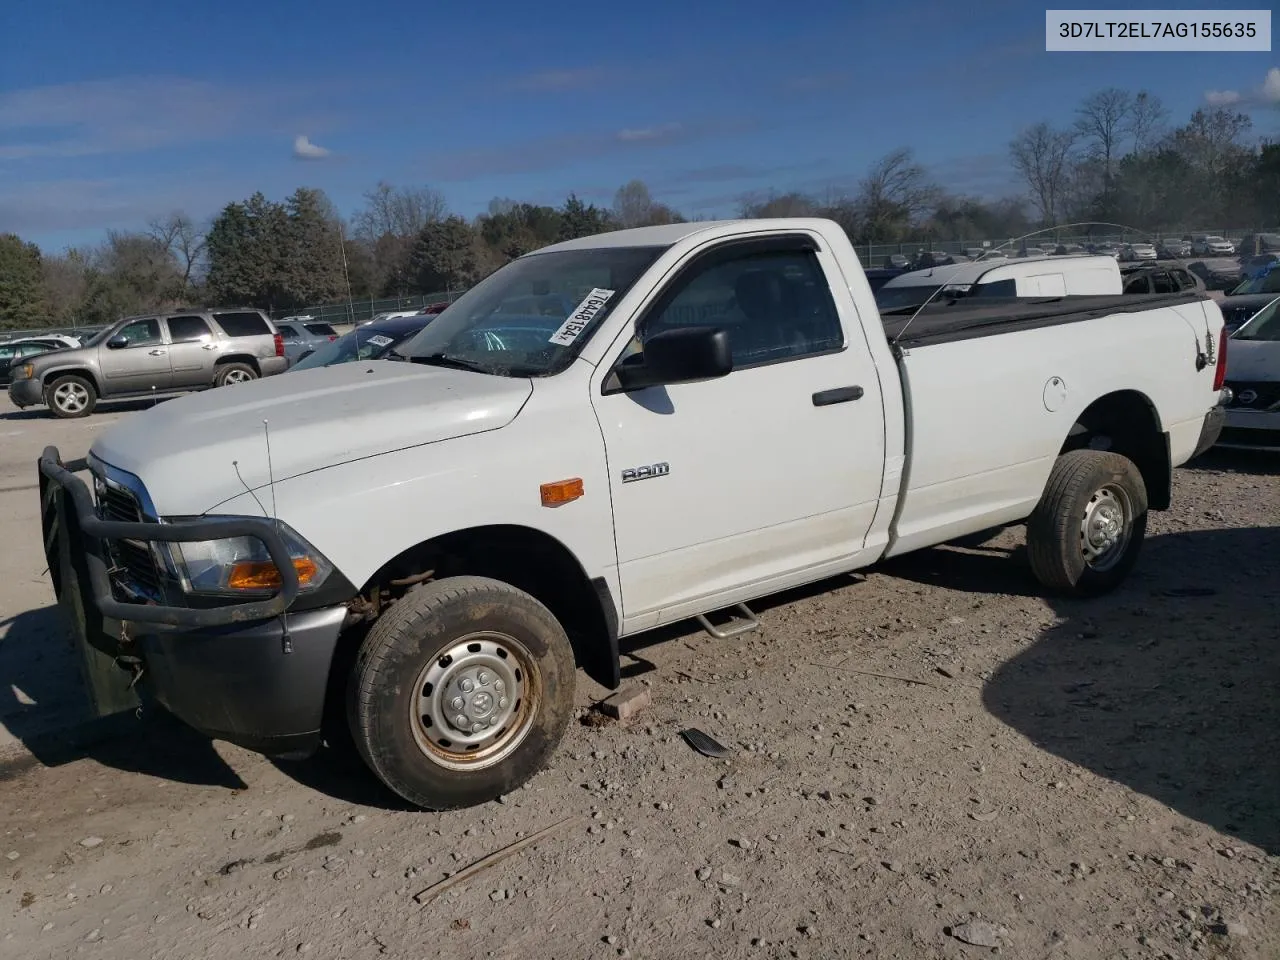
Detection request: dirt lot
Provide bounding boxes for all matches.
[0,395,1276,960]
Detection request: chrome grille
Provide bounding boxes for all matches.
[94,475,164,600]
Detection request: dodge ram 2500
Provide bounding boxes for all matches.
[38,217,1229,810]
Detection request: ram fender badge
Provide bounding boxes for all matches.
[621,462,669,483]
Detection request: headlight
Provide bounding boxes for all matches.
[159,518,333,596]
[17,364,34,380]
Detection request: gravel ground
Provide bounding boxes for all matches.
[0,429,1276,959]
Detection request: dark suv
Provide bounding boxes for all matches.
[9,308,287,418]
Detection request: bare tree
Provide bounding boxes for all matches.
[146,212,205,291]
[353,181,448,242]
[853,148,940,242]
[1075,88,1132,180]
[1126,91,1168,155]
[1010,124,1078,225]
[739,191,818,218]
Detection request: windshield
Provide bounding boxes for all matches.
[396,246,665,377]
[1233,298,1280,341]
[291,324,419,369]
[1228,270,1280,296]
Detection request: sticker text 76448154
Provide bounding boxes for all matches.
[548,288,616,346]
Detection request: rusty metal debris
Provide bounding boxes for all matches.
[412,815,579,905]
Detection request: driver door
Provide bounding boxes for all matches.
[98,318,173,393]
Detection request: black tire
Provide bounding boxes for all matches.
[347,575,576,810]
[214,362,257,387]
[45,374,97,418]
[1026,449,1148,597]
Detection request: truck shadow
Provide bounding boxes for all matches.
[980,525,1279,854]
[0,605,245,791]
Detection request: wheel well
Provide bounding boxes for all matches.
[322,526,616,740]
[43,368,100,395]
[1059,390,1171,510]
[215,354,260,374]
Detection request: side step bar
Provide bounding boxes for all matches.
[696,603,760,639]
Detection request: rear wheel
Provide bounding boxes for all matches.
[1026,449,1148,596]
[347,576,575,810]
[215,362,257,386]
[45,375,97,418]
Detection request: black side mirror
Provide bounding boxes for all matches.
[106,335,129,349]
[613,326,732,392]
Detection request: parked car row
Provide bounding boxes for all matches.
[6,303,454,417]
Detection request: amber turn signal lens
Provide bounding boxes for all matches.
[540,478,584,506]
[226,556,319,590]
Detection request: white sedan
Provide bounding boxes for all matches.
[1218,295,1280,451]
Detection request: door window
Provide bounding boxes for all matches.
[167,315,213,343]
[1151,272,1175,294]
[640,246,844,369]
[115,319,162,347]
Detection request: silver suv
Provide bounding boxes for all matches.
[8,308,287,418]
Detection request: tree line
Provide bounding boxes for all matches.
[1,87,1277,330]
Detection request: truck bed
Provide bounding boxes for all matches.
[881,292,1210,348]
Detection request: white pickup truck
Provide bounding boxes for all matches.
[38,217,1229,811]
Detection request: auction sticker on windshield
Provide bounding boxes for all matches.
[548,288,615,346]
[366,334,393,347]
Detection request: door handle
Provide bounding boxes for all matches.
[812,385,864,406]
[201,344,218,351]
[148,349,167,356]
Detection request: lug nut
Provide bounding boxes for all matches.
[450,697,465,711]
[460,679,474,693]
[499,697,509,709]
[494,679,504,692]
[477,671,490,685]
[454,714,468,727]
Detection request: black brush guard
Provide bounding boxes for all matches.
[38,445,301,650]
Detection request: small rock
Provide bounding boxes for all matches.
[296,944,313,954]
[730,838,755,851]
[322,857,346,872]
[949,921,1002,948]
[85,929,100,942]
[4,851,18,861]
[350,815,367,824]
[273,868,292,880]
[489,890,505,902]
[231,828,243,840]
[882,860,902,873]
[720,871,741,887]
[709,918,721,929]
[281,814,295,824]
[799,925,816,939]
[695,867,712,881]
[79,837,104,849]
[602,935,618,945]
[1161,857,1177,868]
[99,884,112,895]
[1213,921,1248,938]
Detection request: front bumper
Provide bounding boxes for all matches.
[141,606,346,758]
[9,377,43,407]
[37,446,344,758]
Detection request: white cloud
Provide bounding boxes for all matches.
[616,123,683,142]
[292,134,331,159]
[1205,66,1280,108]
[1262,66,1280,103]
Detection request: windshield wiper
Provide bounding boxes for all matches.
[409,353,491,374]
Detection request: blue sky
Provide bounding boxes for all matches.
[1,0,1277,252]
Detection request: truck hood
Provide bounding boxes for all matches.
[89,360,532,516]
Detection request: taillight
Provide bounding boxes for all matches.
[1212,324,1228,391]
[273,333,284,357]
[328,335,337,341]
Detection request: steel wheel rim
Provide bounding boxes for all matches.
[223,369,253,384]
[53,382,88,413]
[1079,483,1132,572]
[410,631,540,772]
